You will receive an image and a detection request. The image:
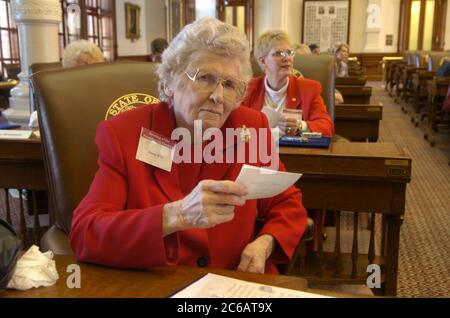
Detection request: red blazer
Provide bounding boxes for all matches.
[241,75,334,136]
[69,103,307,274]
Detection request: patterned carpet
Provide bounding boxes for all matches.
[1,82,450,297]
[372,82,450,297]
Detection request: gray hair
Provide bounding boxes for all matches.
[62,40,105,68]
[157,17,252,103]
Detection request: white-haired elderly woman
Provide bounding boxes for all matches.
[62,39,105,68]
[70,18,307,274]
[242,30,334,137]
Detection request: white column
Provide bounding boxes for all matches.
[4,0,61,124]
[364,0,382,52]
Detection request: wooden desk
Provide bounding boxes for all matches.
[280,142,411,296]
[335,76,367,86]
[336,85,372,104]
[1,139,408,296]
[0,135,47,245]
[335,103,383,141]
[0,255,353,298]
[0,80,18,109]
[0,136,46,191]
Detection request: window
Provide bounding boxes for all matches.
[0,0,20,79]
[217,0,254,50]
[398,0,447,51]
[60,0,116,61]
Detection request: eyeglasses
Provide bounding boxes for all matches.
[184,68,247,101]
[270,49,296,59]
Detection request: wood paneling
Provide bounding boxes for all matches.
[350,53,400,81]
[116,55,150,62]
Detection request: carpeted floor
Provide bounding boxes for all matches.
[372,81,450,297]
[1,82,449,297]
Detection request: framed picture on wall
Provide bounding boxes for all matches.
[167,0,185,41]
[125,2,141,40]
[302,0,351,53]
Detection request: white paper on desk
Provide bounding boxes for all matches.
[235,164,302,200]
[0,129,32,140]
[171,273,330,298]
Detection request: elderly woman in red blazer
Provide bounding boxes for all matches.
[242,30,334,137]
[69,18,307,274]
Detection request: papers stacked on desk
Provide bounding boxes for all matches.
[0,130,32,140]
[171,273,330,298]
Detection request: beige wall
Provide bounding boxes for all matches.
[349,0,367,53]
[115,0,166,56]
[115,0,428,55]
[145,0,166,49]
[445,1,450,50]
[255,0,401,53]
[115,0,148,56]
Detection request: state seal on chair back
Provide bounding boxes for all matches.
[32,62,160,255]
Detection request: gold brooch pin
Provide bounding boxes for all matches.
[240,125,251,143]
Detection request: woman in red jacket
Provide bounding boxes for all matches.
[242,30,334,137]
[69,18,307,274]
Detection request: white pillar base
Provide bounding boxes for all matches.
[3,98,31,124]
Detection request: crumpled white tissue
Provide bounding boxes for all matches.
[7,245,59,291]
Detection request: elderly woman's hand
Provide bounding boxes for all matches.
[278,116,301,136]
[237,234,275,273]
[163,180,247,236]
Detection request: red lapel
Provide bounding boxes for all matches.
[285,76,302,109]
[149,103,244,201]
[150,103,184,202]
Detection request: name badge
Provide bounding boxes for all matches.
[136,127,175,172]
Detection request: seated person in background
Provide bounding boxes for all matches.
[69,18,307,274]
[150,38,169,63]
[436,57,450,77]
[334,43,349,78]
[30,40,105,128]
[241,30,334,137]
[443,84,450,113]
[62,39,105,68]
[308,43,320,55]
[295,43,311,55]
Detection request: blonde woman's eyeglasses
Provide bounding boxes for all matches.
[271,49,296,59]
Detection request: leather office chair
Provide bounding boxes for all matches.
[293,54,335,120]
[33,62,160,255]
[29,62,63,113]
[428,52,450,72]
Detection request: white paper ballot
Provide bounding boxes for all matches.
[0,130,32,140]
[171,273,331,298]
[235,164,302,200]
[262,106,282,128]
